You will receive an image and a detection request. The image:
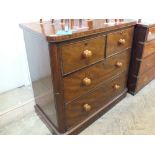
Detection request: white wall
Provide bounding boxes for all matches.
[0,0,61,93]
[0,0,153,94]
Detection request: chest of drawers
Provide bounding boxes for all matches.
[20,19,135,134]
[128,23,155,95]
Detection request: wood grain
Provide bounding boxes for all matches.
[64,49,131,102]
[65,72,127,129]
[106,27,134,56]
[20,19,136,42]
[143,40,155,58]
[139,52,155,74]
[60,35,106,74]
[136,66,155,92]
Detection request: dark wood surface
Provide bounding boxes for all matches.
[22,30,59,128]
[139,52,155,74]
[60,35,106,74]
[143,40,155,58]
[20,19,136,42]
[66,72,127,129]
[64,49,130,102]
[48,44,66,133]
[35,89,127,135]
[21,19,135,134]
[136,66,155,92]
[128,24,155,95]
[106,27,134,56]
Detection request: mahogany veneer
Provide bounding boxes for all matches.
[20,19,135,134]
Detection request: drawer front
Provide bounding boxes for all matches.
[139,52,155,74]
[60,35,106,74]
[66,72,127,129]
[64,49,130,102]
[136,66,155,91]
[143,40,155,58]
[106,27,134,56]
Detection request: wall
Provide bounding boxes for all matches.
[0,0,59,93]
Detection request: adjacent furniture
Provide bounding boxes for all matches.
[20,19,135,134]
[128,22,155,94]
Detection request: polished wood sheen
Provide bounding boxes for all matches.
[64,49,130,102]
[66,72,127,129]
[20,19,136,42]
[60,35,106,74]
[20,19,135,134]
[106,27,134,56]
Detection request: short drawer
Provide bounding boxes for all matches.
[64,49,130,102]
[106,27,134,56]
[65,72,127,129]
[142,40,155,58]
[139,52,155,74]
[136,66,155,92]
[60,35,106,74]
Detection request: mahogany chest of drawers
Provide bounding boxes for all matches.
[20,19,135,134]
[128,23,155,94]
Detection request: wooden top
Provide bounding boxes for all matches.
[20,19,136,42]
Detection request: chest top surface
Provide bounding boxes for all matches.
[20,19,136,42]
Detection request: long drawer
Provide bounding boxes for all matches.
[64,49,130,102]
[60,35,106,74]
[65,72,127,129]
[106,27,133,56]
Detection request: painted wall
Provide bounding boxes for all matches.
[0,0,58,93]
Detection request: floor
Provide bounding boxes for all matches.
[0,86,33,115]
[1,79,155,135]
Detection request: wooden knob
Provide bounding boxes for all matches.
[114,84,120,90]
[82,77,91,86]
[118,39,126,45]
[83,104,91,112]
[115,62,123,67]
[82,50,92,59]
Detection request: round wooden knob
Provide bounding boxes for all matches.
[114,84,120,90]
[118,39,126,45]
[82,50,93,59]
[82,77,91,86]
[83,104,91,112]
[115,62,123,67]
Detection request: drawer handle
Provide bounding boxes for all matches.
[118,39,126,45]
[82,77,92,86]
[114,84,120,90]
[115,61,123,67]
[82,50,93,59]
[83,104,91,112]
